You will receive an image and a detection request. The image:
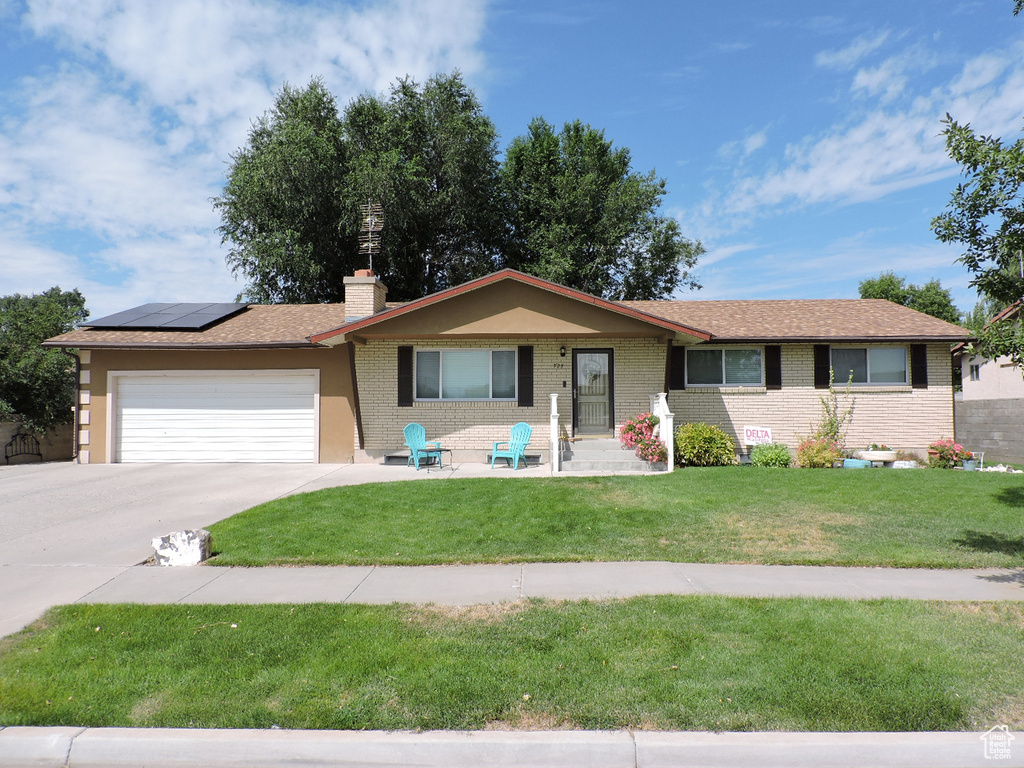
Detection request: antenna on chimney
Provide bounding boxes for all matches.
[358,201,384,272]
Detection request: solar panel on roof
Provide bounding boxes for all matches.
[85,303,248,330]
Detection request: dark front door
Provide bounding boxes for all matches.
[572,349,614,435]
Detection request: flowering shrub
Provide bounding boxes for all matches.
[750,442,792,468]
[795,436,842,468]
[674,422,736,467]
[619,413,667,464]
[928,438,972,469]
[867,443,890,451]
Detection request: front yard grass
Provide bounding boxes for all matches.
[207,468,1024,568]
[2,597,1022,732]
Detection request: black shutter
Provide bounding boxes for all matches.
[668,345,686,390]
[397,346,413,407]
[910,344,928,389]
[517,345,534,407]
[765,345,782,390]
[813,345,831,389]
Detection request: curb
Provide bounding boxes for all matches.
[1,727,1020,768]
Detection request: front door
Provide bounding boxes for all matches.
[572,349,614,435]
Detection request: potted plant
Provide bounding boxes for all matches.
[927,438,972,469]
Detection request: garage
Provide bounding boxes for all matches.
[112,370,319,463]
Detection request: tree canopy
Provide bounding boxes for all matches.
[931,115,1024,367]
[0,287,88,433]
[216,74,702,304]
[501,118,702,300]
[857,271,962,324]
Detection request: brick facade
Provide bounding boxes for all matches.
[353,337,665,462]
[668,343,954,455]
[355,339,955,461]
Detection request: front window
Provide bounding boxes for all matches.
[415,349,516,400]
[832,347,907,385]
[686,348,763,386]
[969,363,981,382]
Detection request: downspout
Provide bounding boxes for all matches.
[59,349,80,461]
[347,341,364,453]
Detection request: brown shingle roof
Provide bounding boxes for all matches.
[44,290,971,349]
[44,304,350,348]
[622,299,969,342]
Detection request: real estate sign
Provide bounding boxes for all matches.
[743,426,773,447]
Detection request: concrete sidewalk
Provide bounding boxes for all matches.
[69,560,1024,606]
[2,726,1021,768]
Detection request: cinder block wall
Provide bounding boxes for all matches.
[667,343,955,455]
[954,398,1024,465]
[353,337,664,461]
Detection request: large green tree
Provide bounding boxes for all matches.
[857,271,962,324]
[341,73,506,299]
[931,115,1024,367]
[0,287,88,433]
[216,73,505,303]
[215,79,349,304]
[501,118,702,300]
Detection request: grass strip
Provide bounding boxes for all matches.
[207,468,1024,567]
[1,597,1022,732]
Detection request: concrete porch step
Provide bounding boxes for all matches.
[560,438,658,472]
[561,458,653,471]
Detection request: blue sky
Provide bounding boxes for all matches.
[2,0,1022,318]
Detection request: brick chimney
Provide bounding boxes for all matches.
[343,269,388,322]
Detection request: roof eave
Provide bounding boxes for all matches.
[41,340,324,350]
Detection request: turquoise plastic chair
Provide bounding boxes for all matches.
[404,423,443,470]
[491,422,532,470]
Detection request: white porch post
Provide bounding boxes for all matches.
[549,393,561,475]
[650,392,674,473]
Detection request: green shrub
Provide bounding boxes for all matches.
[795,436,841,468]
[750,442,792,468]
[674,422,736,467]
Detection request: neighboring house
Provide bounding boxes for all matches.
[44,269,969,465]
[954,301,1024,464]
[958,302,1024,401]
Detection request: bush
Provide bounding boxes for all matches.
[795,436,842,468]
[750,442,792,468]
[674,422,736,467]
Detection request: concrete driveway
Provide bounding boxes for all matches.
[0,459,555,638]
[0,462,357,636]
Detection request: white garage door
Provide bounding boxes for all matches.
[113,371,318,463]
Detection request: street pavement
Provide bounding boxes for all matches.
[2,460,1023,768]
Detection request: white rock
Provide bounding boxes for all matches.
[152,529,212,566]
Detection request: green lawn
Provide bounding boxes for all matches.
[207,468,1024,568]
[2,598,1022,732]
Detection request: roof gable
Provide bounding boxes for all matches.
[310,269,711,345]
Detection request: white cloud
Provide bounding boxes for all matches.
[1,0,488,315]
[815,30,890,70]
[717,127,769,160]
[851,45,937,104]
[720,43,1024,217]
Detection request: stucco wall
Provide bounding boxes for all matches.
[961,354,1024,400]
[78,346,356,464]
[1,421,74,463]
[955,398,1024,465]
[667,343,955,455]
[353,337,666,461]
